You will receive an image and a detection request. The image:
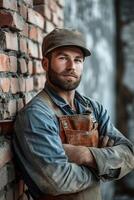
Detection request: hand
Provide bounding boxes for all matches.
[63,144,97,168]
[99,135,114,148]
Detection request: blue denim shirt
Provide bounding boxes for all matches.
[13,82,134,198]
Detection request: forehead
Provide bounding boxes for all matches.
[52,46,84,57]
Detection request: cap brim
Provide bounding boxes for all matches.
[44,44,91,57]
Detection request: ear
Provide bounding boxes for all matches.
[42,57,49,71]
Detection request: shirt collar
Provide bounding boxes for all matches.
[44,82,91,112]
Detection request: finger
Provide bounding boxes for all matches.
[107,139,114,147]
[101,135,109,147]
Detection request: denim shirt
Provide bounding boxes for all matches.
[13,82,134,198]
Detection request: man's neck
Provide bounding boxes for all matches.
[47,81,76,110]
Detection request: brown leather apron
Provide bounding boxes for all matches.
[36,91,100,200]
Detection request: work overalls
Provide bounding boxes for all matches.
[36,90,101,200]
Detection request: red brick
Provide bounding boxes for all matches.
[0,10,24,31]
[19,58,27,74]
[27,60,33,75]
[45,21,55,33]
[27,39,38,58]
[19,77,26,92]
[34,75,46,90]
[7,99,17,117]
[0,0,17,11]
[28,8,45,29]
[0,141,12,169]
[11,78,19,94]
[29,25,38,41]
[0,78,10,92]
[4,31,18,51]
[9,55,17,72]
[19,36,27,54]
[25,77,34,92]
[34,4,51,20]
[0,54,10,72]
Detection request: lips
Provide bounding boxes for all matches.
[62,73,78,78]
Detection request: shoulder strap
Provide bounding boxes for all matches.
[37,90,64,117]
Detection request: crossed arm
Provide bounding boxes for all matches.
[63,135,114,169]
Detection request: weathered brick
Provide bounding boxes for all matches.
[34,75,46,90]
[9,55,17,72]
[27,60,33,75]
[19,58,27,74]
[52,12,59,26]
[19,36,28,54]
[23,0,33,7]
[25,77,34,92]
[0,0,17,11]
[27,39,38,58]
[0,78,10,92]
[56,0,64,8]
[19,77,26,92]
[0,31,18,51]
[33,0,49,5]
[37,28,44,43]
[19,2,28,20]
[34,4,51,20]
[10,78,19,94]
[29,25,38,41]
[28,8,45,29]
[33,60,44,74]
[0,141,12,169]
[17,98,24,111]
[38,44,42,59]
[0,10,25,31]
[57,6,64,20]
[0,54,10,72]
[7,99,17,117]
[21,23,28,37]
[45,20,55,33]
[49,0,57,12]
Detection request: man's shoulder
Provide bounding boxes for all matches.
[18,93,55,117]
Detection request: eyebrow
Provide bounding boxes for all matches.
[55,51,84,59]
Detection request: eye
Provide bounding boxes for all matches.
[59,56,68,60]
[75,58,83,63]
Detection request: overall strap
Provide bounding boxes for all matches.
[37,90,64,117]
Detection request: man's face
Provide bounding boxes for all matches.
[46,46,84,91]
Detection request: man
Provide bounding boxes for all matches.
[13,28,134,200]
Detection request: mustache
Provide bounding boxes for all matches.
[60,71,78,78]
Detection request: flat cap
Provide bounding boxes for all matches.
[42,28,91,57]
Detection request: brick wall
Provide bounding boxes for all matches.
[0,0,64,199]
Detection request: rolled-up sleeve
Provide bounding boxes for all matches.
[89,101,134,181]
[13,99,99,195]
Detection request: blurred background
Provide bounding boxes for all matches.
[0,0,134,199]
[64,0,134,199]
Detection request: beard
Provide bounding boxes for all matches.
[47,67,82,91]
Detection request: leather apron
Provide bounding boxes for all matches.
[36,91,101,200]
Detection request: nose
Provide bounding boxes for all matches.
[67,59,76,70]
